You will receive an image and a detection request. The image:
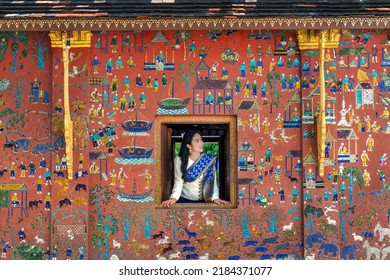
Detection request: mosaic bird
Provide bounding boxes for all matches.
[69,63,86,77]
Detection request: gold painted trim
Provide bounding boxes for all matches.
[154,115,238,210]
[2,17,390,31]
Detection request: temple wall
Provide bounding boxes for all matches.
[0,29,389,260]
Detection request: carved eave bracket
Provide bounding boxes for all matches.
[49,31,93,48]
[296,29,340,50]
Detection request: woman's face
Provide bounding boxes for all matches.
[188,133,203,153]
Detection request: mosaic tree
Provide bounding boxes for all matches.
[142,208,157,239]
[30,32,49,70]
[173,30,191,61]
[304,204,324,233]
[34,211,48,239]
[0,190,9,209]
[240,209,257,238]
[113,205,137,241]
[90,211,116,260]
[1,217,18,247]
[0,108,25,134]
[89,184,114,222]
[339,204,356,241]
[341,167,364,202]
[0,32,8,62]
[262,205,285,233]
[265,72,282,114]
[242,212,250,239]
[91,231,105,260]
[103,214,119,260]
[178,61,196,91]
[89,184,114,259]
[0,31,30,73]
[163,209,185,241]
[11,32,29,73]
[9,78,27,109]
[211,209,233,232]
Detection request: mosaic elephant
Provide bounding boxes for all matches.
[52,135,65,152]
[341,244,358,260]
[276,253,288,260]
[306,232,326,248]
[319,243,338,257]
[3,142,15,151]
[260,254,274,260]
[259,235,279,246]
[31,142,52,155]
[379,80,390,93]
[12,138,31,152]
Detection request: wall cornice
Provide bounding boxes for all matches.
[1,17,390,31]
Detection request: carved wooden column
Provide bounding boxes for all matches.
[317,30,327,178]
[49,31,92,180]
[297,29,340,177]
[62,32,73,180]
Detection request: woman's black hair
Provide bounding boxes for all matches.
[178,129,201,181]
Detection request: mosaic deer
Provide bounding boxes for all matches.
[381,245,390,260]
[363,240,381,260]
[356,207,377,228]
[374,222,390,242]
[129,238,150,257]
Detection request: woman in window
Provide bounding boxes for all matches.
[162,130,230,208]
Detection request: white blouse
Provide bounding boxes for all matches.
[170,156,220,202]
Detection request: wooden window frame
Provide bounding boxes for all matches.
[155,115,238,209]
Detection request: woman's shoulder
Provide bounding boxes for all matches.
[202,153,216,161]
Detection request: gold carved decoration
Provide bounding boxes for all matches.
[296,29,340,50]
[317,30,327,178]
[49,31,92,180]
[297,29,340,178]
[62,32,74,180]
[49,31,92,48]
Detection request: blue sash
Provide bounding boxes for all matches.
[184,153,217,201]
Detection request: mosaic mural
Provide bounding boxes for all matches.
[0,28,389,260]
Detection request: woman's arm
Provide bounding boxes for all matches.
[162,157,183,208]
[170,157,184,200]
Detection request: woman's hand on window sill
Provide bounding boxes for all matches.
[213,199,230,205]
[162,198,177,208]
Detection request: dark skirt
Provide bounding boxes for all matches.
[177,197,205,203]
